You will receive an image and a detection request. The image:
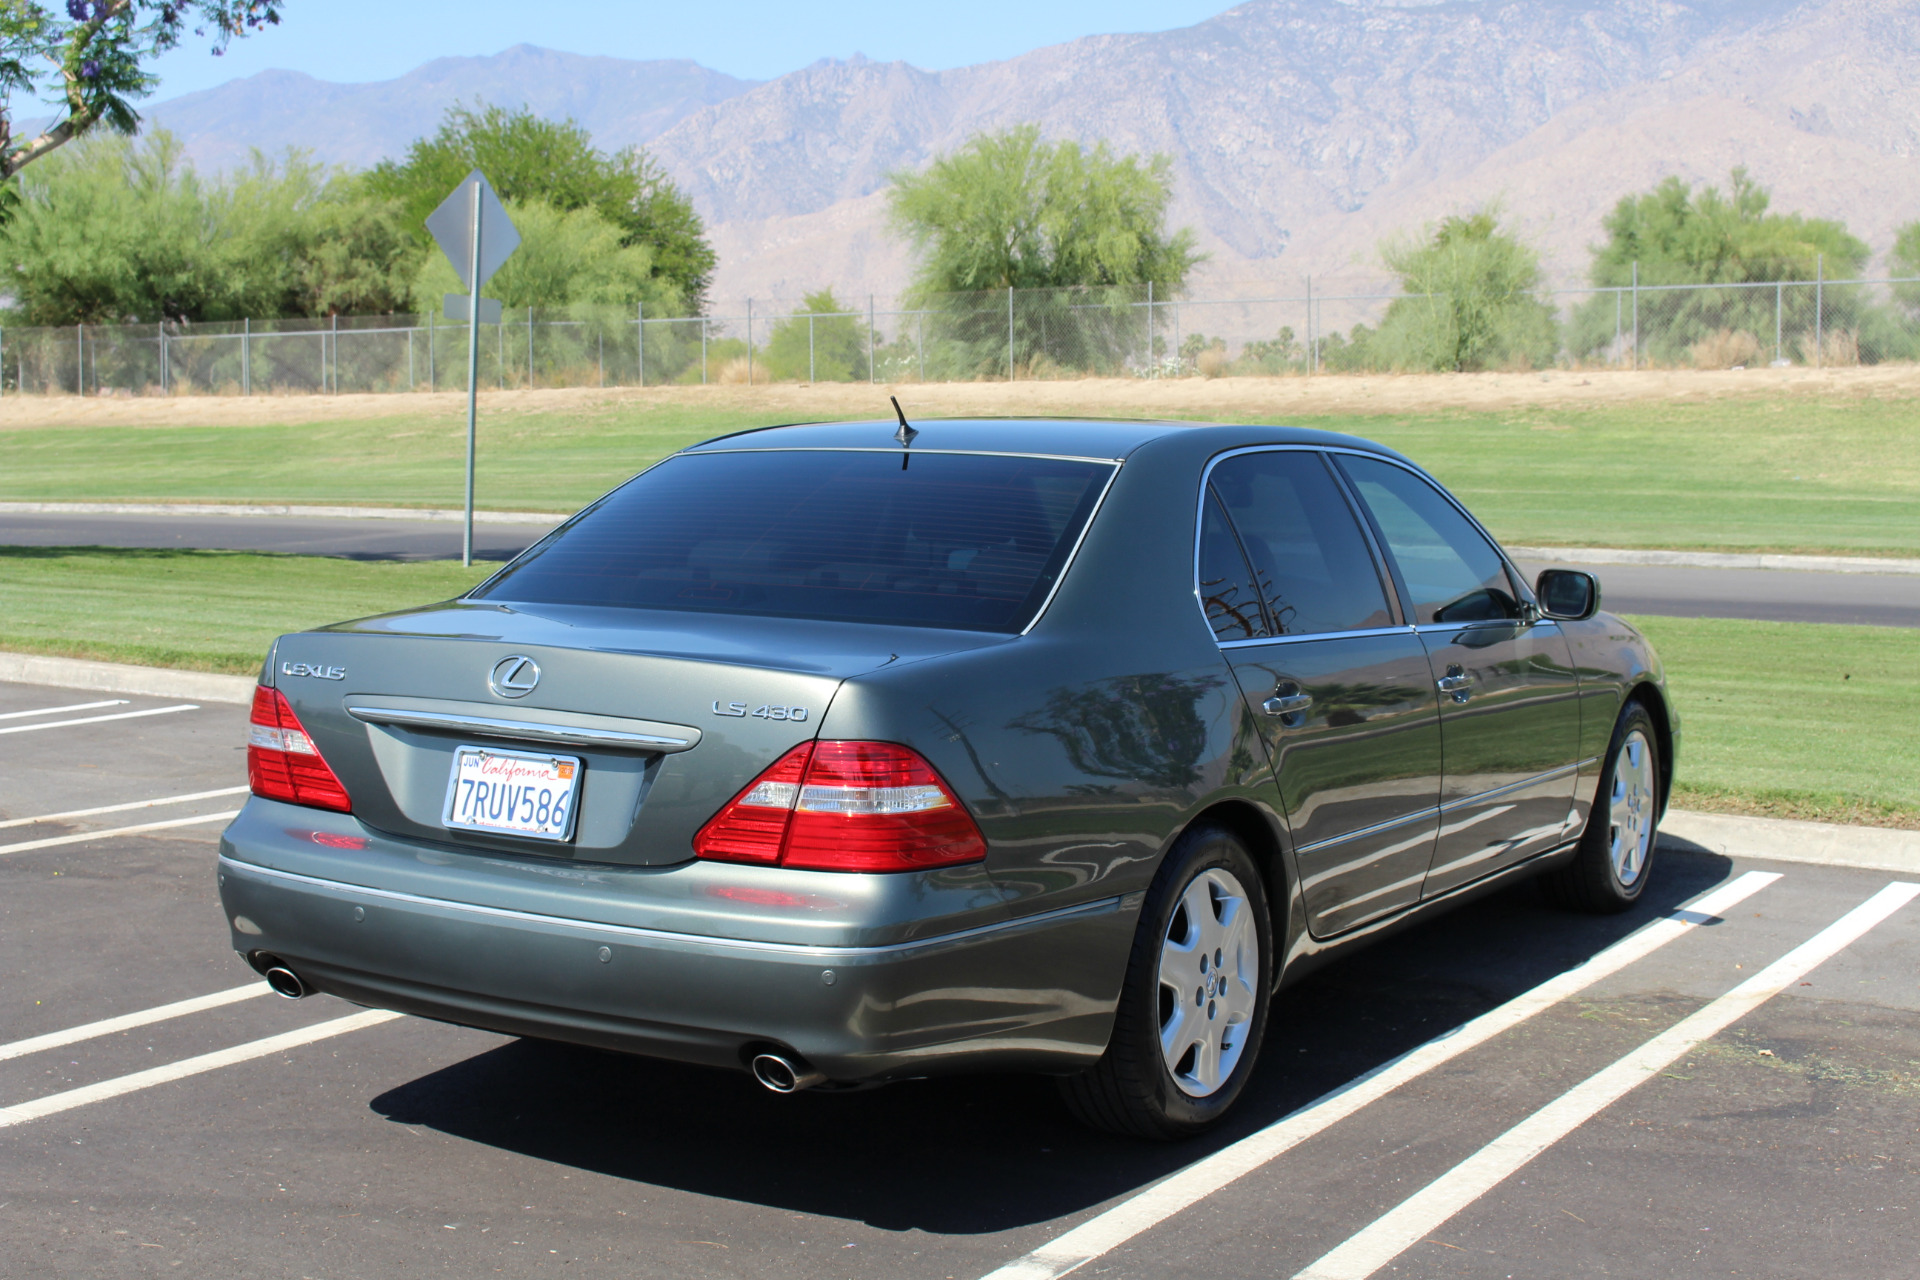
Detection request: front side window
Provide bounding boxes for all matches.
[1337,455,1520,625]
[474,450,1112,633]
[1206,451,1395,636]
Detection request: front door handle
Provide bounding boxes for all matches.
[1262,683,1313,721]
[1436,665,1473,704]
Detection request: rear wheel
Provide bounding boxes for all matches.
[1545,702,1662,913]
[1060,823,1273,1139]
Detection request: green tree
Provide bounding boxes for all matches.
[1372,209,1558,372]
[762,290,871,381]
[366,103,713,311]
[1890,221,1920,315]
[887,124,1199,295]
[0,129,417,323]
[1574,170,1875,364]
[407,198,673,314]
[0,2,281,179]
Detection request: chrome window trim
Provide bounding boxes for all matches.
[685,446,1128,465]
[219,856,1123,959]
[346,705,697,752]
[1191,444,1403,646]
[1218,624,1416,650]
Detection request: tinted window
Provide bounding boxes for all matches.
[473,450,1111,633]
[1207,451,1394,635]
[1198,490,1266,641]
[1337,455,1520,625]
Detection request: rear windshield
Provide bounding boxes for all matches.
[472,449,1113,632]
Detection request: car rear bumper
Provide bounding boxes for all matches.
[216,810,1135,1083]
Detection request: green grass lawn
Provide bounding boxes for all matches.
[0,548,1911,827]
[0,391,1915,556]
[1629,614,1920,830]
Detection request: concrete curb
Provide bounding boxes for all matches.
[1660,808,1920,876]
[0,501,569,526]
[1510,546,1920,576]
[0,652,255,705]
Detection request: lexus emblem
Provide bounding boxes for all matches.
[488,655,541,699]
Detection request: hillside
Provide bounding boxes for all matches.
[142,0,1920,303]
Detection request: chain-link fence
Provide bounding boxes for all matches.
[10,275,1920,396]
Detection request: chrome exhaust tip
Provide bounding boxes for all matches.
[263,965,308,999]
[750,1051,826,1093]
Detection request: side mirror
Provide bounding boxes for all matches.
[1535,568,1600,622]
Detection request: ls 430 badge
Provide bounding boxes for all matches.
[712,701,808,722]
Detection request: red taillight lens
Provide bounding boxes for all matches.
[247,686,352,813]
[694,741,986,872]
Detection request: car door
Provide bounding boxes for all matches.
[1200,448,1444,937]
[1333,454,1583,899]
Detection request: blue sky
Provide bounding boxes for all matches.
[146,1,1237,99]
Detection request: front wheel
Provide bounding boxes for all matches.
[1059,824,1273,1139]
[1544,702,1662,913]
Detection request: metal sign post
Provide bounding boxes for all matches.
[426,171,520,566]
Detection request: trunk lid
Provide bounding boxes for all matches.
[266,601,1006,866]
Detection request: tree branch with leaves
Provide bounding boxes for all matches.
[0,1,281,180]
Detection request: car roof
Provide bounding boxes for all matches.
[681,417,1404,462]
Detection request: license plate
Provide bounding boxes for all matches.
[442,746,582,842]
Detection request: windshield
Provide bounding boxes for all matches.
[473,449,1114,633]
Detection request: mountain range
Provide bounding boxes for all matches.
[144,0,1920,304]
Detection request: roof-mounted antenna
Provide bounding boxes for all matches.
[891,396,919,448]
[891,396,918,469]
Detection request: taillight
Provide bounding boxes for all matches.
[694,741,986,872]
[247,686,352,813]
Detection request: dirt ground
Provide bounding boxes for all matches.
[5,362,1918,429]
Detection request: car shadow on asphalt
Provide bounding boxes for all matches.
[368,849,1734,1235]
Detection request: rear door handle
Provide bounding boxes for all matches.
[1262,686,1313,718]
[1436,665,1473,703]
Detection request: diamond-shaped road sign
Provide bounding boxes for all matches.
[426,170,520,293]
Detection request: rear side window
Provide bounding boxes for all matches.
[474,450,1112,633]
[1206,451,1395,636]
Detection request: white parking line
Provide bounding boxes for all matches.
[1293,880,1920,1280]
[0,704,199,737]
[978,870,1782,1280]
[0,983,270,1062]
[0,785,250,831]
[0,1009,403,1130]
[0,810,240,857]
[0,699,128,722]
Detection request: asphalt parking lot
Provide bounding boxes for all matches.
[1,678,1915,1280]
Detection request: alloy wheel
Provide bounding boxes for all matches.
[1156,867,1260,1097]
[1608,728,1655,887]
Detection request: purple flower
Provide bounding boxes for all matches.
[67,0,89,18]
[80,59,100,79]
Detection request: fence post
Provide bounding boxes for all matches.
[1814,253,1824,368]
[1630,262,1639,371]
[808,312,815,384]
[1775,281,1783,364]
[1173,296,1181,375]
[916,310,924,382]
[407,325,414,391]
[330,312,338,393]
[428,311,436,390]
[243,317,252,395]
[1147,280,1154,371]
[1008,286,1015,381]
[1306,275,1315,374]
[868,295,876,384]
[159,323,167,395]
[76,323,83,396]
[637,301,644,387]
[701,316,708,385]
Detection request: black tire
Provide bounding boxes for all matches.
[1544,701,1663,914]
[1059,823,1274,1140]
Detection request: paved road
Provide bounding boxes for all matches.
[5,509,1918,626]
[2,677,1915,1279]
